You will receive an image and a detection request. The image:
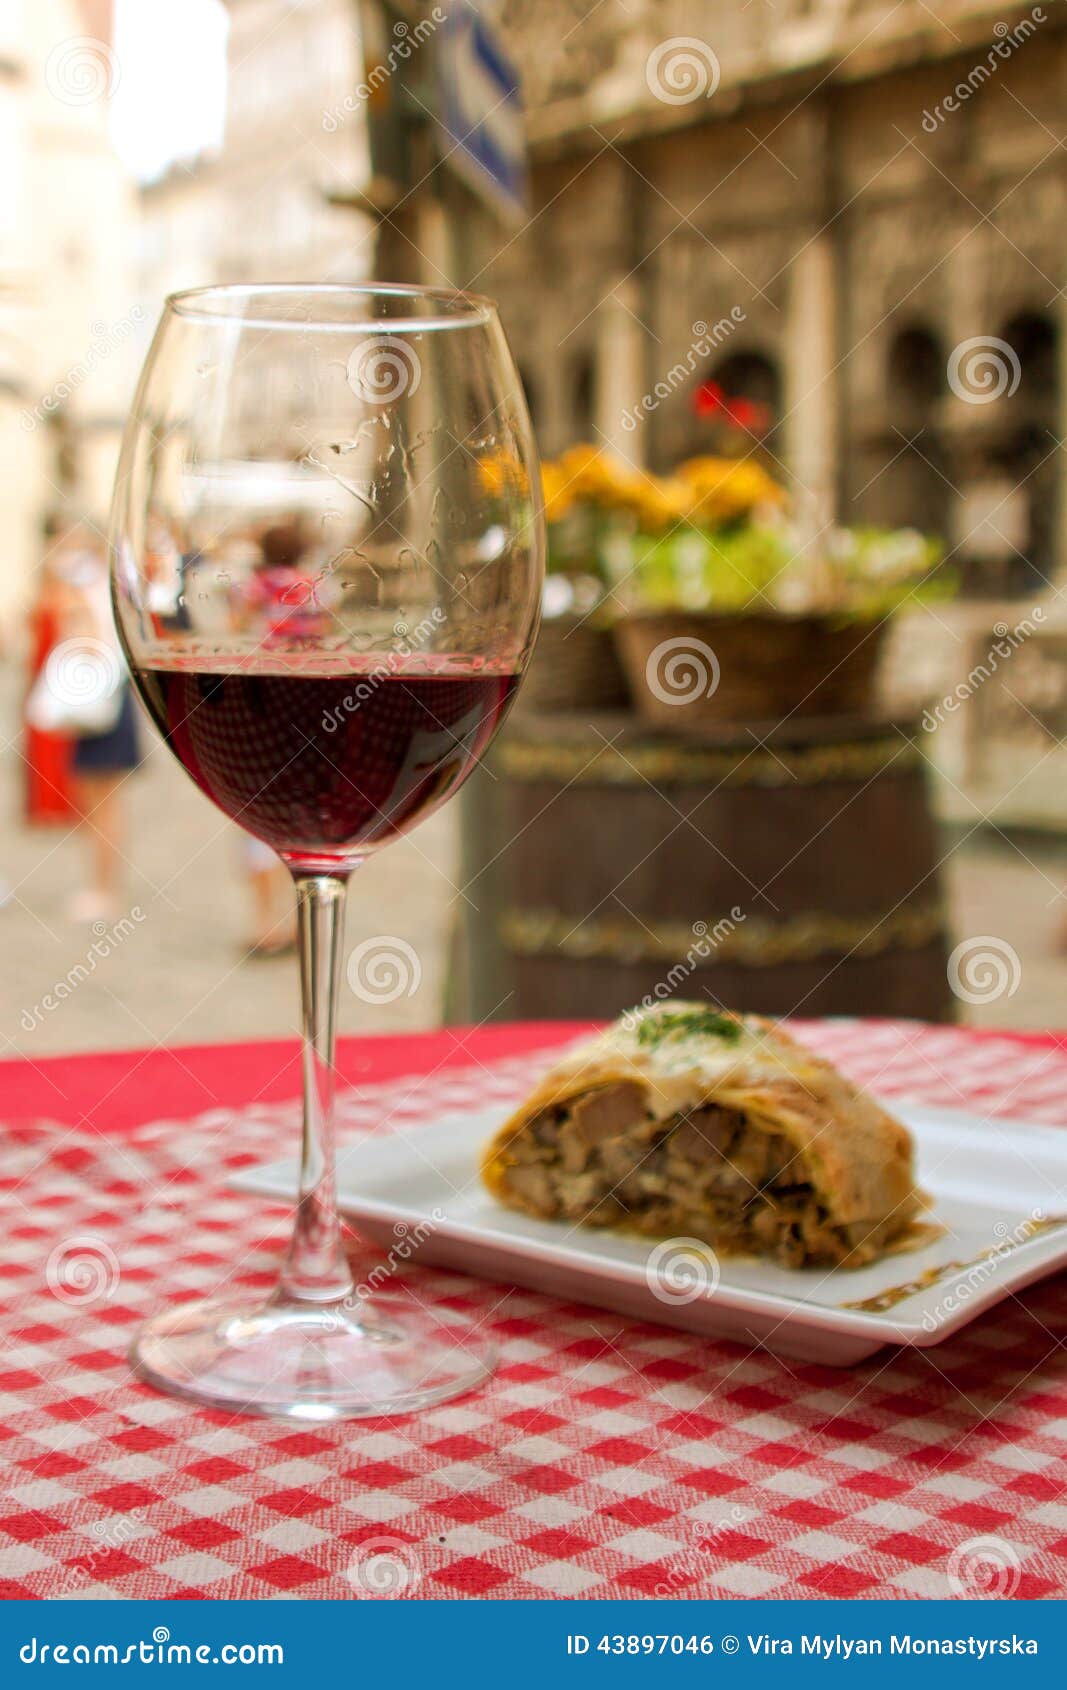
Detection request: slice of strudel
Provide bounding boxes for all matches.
[482,1005,922,1268]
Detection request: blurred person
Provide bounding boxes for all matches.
[241,519,327,641]
[23,518,78,827]
[241,835,296,958]
[63,534,142,923]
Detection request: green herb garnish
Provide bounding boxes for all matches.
[635,1008,743,1047]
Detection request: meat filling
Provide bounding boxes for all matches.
[500,1083,876,1268]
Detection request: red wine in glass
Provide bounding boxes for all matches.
[113,283,543,1422]
[132,658,519,871]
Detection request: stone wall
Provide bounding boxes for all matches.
[449,0,1067,589]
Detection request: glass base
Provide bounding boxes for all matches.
[130,1294,496,1421]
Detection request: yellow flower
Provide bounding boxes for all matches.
[556,444,635,504]
[537,445,786,535]
[621,474,690,532]
[541,462,575,524]
[676,455,785,523]
[477,449,530,498]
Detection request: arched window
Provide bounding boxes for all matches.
[889,324,945,418]
[989,309,1060,587]
[999,310,1057,410]
[708,350,781,418]
[663,347,781,467]
[863,323,951,538]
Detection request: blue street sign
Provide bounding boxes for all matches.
[437,2,527,225]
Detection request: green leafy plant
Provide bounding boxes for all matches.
[613,521,952,621]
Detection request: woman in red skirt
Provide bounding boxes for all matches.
[24,534,78,827]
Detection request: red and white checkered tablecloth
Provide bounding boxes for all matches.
[1,1018,1065,1602]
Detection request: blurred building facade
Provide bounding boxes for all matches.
[0,0,382,620]
[456,0,1067,598]
[5,0,1065,617]
[136,0,376,312]
[0,0,139,617]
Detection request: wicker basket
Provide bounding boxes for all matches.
[517,614,631,714]
[615,611,887,726]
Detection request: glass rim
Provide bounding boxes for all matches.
[164,281,499,333]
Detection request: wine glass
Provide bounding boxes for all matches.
[111,284,543,1419]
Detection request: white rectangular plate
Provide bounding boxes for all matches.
[232,1102,1067,1366]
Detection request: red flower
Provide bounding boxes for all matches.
[691,383,772,435]
[692,381,725,418]
[725,397,771,434]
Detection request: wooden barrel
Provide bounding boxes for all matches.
[450,710,954,1024]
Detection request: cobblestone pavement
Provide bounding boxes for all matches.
[2,688,1065,1060]
[2,699,459,1059]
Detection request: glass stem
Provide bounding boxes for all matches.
[279,873,355,1306]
